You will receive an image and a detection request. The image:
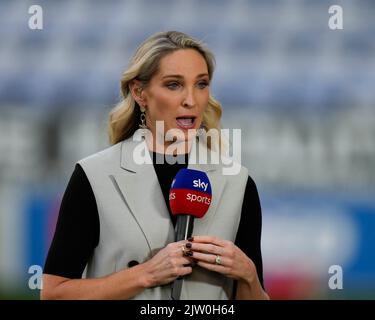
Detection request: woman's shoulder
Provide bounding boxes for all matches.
[218,154,249,180]
[77,141,124,166]
[220,160,259,195]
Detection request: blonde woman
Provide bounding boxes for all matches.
[41,31,269,300]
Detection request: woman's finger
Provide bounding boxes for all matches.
[190,235,227,247]
[172,240,191,257]
[196,260,227,274]
[179,266,193,276]
[187,242,224,256]
[190,251,228,267]
[176,256,195,266]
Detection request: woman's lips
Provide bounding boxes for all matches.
[176,117,196,129]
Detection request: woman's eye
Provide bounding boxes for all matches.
[166,82,180,90]
[197,81,209,89]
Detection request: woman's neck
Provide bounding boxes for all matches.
[145,137,193,155]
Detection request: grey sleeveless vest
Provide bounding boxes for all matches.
[77,136,248,299]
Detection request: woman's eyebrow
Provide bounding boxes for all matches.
[161,74,184,80]
[196,73,209,78]
[161,73,209,80]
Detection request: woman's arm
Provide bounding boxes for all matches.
[236,279,269,300]
[41,240,194,300]
[41,263,149,300]
[234,258,269,300]
[43,164,194,299]
[234,175,268,299]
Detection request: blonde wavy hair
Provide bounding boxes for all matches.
[108,31,224,151]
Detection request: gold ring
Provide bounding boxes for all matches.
[181,246,186,256]
[215,255,222,265]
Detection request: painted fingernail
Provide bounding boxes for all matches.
[188,237,194,242]
[186,250,193,256]
[185,242,192,249]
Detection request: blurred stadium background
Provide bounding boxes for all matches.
[0,0,374,299]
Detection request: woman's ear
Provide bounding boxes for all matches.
[129,80,146,109]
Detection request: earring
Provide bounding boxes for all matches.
[197,124,205,137]
[139,107,147,129]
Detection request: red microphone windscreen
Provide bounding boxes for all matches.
[169,169,212,218]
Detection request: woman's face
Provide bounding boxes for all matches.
[136,49,210,149]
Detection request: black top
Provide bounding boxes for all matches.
[44,151,265,296]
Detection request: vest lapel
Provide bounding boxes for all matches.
[187,147,227,236]
[112,139,174,254]
[112,137,227,255]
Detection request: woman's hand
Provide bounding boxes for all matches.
[187,235,269,299]
[142,240,194,288]
[187,236,257,283]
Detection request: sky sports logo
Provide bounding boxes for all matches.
[169,179,211,205]
[171,178,208,192]
[169,191,211,205]
[193,179,209,192]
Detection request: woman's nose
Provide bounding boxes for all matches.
[182,88,196,108]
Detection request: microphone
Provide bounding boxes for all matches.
[169,168,212,300]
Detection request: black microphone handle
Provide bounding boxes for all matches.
[171,214,195,300]
[174,214,194,241]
